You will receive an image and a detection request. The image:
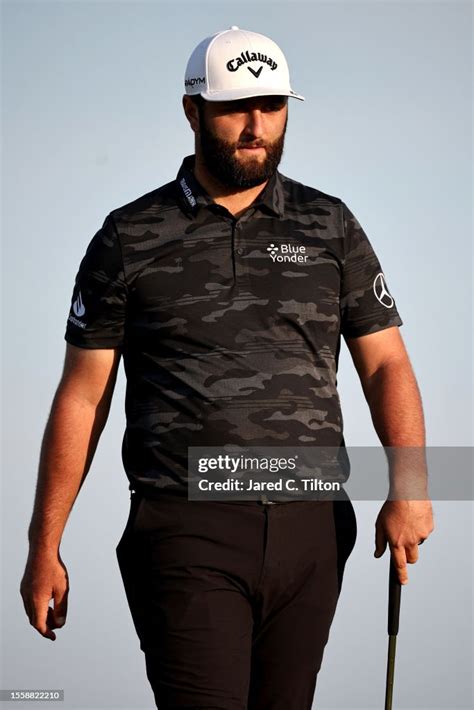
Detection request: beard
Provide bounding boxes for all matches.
[197,111,287,189]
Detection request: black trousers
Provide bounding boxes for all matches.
[116,490,357,709]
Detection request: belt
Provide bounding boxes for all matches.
[130,484,280,506]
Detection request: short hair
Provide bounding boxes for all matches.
[189,94,205,109]
[189,94,207,116]
[188,93,206,123]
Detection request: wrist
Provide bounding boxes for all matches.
[27,533,61,558]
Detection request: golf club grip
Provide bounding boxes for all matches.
[388,557,401,636]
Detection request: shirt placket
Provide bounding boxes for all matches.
[232,212,253,293]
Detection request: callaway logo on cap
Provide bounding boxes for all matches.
[184,26,305,102]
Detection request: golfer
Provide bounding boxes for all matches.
[20,26,434,709]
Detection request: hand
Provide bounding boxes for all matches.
[20,549,69,641]
[374,499,434,584]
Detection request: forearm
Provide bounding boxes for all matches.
[363,360,428,497]
[27,387,109,554]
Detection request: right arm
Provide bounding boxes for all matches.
[20,343,121,640]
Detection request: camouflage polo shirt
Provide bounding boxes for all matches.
[65,154,403,494]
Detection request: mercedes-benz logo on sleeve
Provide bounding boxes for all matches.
[373,273,394,308]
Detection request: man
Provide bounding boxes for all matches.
[20,26,434,709]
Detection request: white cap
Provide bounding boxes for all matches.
[184,26,305,102]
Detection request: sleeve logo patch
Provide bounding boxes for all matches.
[68,290,86,328]
[72,290,86,317]
[373,273,394,308]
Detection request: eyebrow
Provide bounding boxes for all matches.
[218,97,288,111]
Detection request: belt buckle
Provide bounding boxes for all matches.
[260,494,277,505]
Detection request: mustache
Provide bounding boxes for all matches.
[235,140,267,149]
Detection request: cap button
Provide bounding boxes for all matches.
[230,25,239,30]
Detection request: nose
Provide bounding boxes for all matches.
[243,109,264,139]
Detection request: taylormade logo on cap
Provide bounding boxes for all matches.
[184,26,304,102]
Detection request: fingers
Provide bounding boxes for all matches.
[31,596,57,641]
[51,587,69,628]
[20,588,31,621]
[405,542,420,565]
[377,539,422,585]
[377,540,420,584]
[47,605,62,633]
[19,584,36,633]
[374,522,387,558]
[390,546,409,585]
[20,576,69,640]
[373,500,433,582]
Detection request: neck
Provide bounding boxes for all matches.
[193,152,269,218]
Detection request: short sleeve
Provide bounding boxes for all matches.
[64,213,128,348]
[340,202,403,338]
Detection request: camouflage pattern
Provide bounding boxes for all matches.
[65,155,403,493]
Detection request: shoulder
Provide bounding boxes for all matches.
[279,172,344,210]
[107,179,179,227]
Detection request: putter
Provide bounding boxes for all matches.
[384,556,402,710]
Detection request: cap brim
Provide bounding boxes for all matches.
[200,87,305,102]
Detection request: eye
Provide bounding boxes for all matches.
[262,97,288,112]
[228,102,246,113]
[216,101,246,114]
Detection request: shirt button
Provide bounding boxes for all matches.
[236,247,244,256]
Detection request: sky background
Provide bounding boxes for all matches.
[2,1,473,708]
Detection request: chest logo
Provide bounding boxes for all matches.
[266,243,308,263]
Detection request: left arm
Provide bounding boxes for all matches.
[347,327,424,448]
[345,326,435,583]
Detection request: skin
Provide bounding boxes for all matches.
[20,94,434,642]
[182,94,288,217]
[345,329,434,579]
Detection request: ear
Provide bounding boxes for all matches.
[182,95,200,134]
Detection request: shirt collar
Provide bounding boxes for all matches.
[175,154,285,219]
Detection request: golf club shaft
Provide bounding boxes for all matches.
[385,635,397,710]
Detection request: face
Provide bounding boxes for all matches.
[194,95,288,189]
